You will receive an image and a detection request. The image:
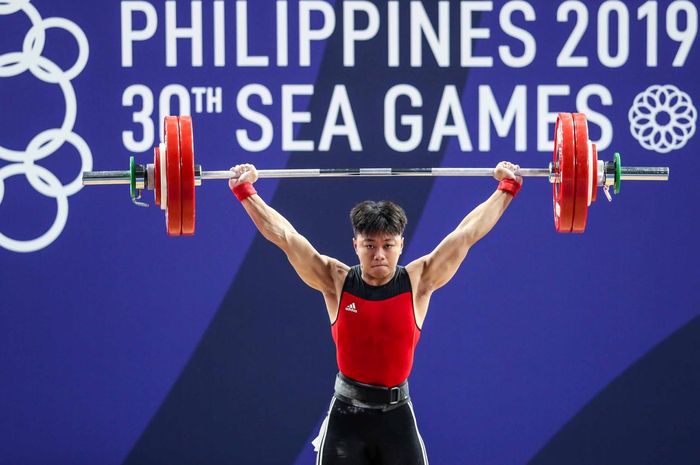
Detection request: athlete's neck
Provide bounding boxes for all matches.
[360,267,396,287]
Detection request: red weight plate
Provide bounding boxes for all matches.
[164,116,182,236]
[591,143,598,203]
[154,146,161,207]
[178,116,196,236]
[571,113,590,233]
[552,113,576,232]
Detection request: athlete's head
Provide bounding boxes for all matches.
[350,201,407,284]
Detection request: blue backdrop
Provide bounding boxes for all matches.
[1,1,699,464]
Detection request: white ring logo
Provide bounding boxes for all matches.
[628,85,697,154]
[0,0,91,253]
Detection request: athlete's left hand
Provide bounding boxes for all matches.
[493,161,523,185]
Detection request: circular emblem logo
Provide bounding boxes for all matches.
[628,84,697,154]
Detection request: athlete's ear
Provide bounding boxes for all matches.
[353,236,358,254]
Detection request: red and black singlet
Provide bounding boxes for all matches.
[331,265,421,387]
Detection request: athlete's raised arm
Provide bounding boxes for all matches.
[229,164,349,304]
[407,161,522,302]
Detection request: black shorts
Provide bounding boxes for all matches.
[314,396,429,465]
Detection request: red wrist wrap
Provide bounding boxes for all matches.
[497,178,521,197]
[232,182,257,201]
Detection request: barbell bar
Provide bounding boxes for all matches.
[81,114,670,236]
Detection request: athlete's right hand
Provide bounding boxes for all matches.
[229,164,259,189]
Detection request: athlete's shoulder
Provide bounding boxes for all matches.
[331,258,351,292]
[333,260,351,280]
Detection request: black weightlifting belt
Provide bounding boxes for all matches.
[334,373,410,410]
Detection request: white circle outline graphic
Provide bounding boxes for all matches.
[0,163,69,253]
[0,0,91,253]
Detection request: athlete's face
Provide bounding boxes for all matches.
[353,232,404,285]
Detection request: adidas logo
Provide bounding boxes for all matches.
[344,303,358,313]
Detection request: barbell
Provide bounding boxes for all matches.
[81,113,669,236]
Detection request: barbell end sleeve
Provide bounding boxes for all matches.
[82,171,131,186]
[619,166,670,181]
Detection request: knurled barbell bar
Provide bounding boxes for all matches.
[81,113,670,236]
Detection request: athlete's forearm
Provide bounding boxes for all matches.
[458,189,513,246]
[240,194,299,249]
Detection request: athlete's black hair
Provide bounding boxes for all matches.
[350,201,407,237]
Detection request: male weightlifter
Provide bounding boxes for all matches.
[229,162,522,464]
